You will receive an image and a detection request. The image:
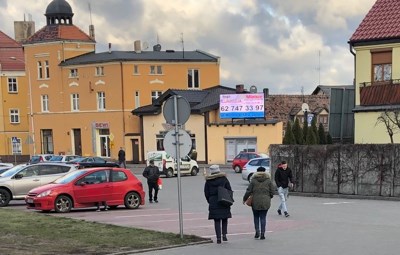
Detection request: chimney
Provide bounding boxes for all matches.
[89,24,95,40]
[108,43,111,53]
[263,88,269,98]
[134,40,141,53]
[236,84,244,93]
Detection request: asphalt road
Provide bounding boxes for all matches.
[8,165,400,255]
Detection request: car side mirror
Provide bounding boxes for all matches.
[14,173,23,179]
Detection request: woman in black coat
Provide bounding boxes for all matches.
[204,165,232,244]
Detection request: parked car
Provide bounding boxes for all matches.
[0,163,13,174]
[48,155,79,162]
[0,163,79,207]
[25,167,145,213]
[68,157,119,168]
[29,154,54,164]
[232,152,268,173]
[146,151,199,177]
[241,157,271,182]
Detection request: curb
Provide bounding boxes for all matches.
[108,239,213,255]
[289,191,400,201]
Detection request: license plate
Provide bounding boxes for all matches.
[27,198,33,203]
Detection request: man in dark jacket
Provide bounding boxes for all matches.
[142,159,160,203]
[274,161,293,217]
[204,165,233,244]
[118,147,126,168]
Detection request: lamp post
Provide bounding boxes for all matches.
[9,57,36,155]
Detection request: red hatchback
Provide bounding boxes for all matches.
[25,168,145,213]
[232,152,268,173]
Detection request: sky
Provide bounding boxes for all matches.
[0,0,377,94]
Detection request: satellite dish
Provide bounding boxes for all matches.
[301,103,309,112]
[153,44,162,51]
[249,85,257,93]
[142,41,149,50]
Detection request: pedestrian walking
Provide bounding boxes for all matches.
[118,147,126,168]
[204,165,232,244]
[243,166,274,239]
[142,159,160,203]
[275,160,294,217]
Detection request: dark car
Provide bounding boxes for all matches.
[231,152,268,173]
[68,157,119,169]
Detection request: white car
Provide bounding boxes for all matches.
[48,155,79,162]
[146,151,199,178]
[0,163,13,174]
[241,157,271,182]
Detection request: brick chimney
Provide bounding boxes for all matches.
[236,84,245,93]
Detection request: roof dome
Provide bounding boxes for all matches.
[45,0,74,25]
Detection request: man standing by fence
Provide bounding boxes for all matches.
[275,161,293,217]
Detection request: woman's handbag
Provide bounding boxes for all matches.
[245,195,253,206]
[217,186,234,207]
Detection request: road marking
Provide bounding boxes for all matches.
[201,231,273,238]
[322,202,354,205]
[115,212,198,218]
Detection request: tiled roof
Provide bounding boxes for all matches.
[0,31,24,71]
[24,25,95,44]
[349,0,400,44]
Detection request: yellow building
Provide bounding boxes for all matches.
[350,0,400,143]
[133,86,282,164]
[22,0,220,162]
[0,31,30,159]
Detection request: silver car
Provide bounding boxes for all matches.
[241,157,271,182]
[0,163,78,207]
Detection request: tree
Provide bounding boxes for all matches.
[293,118,303,144]
[376,111,399,144]
[302,121,308,144]
[311,117,319,144]
[326,132,333,144]
[318,123,327,144]
[305,125,317,144]
[283,121,296,144]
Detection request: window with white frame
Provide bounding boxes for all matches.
[95,66,104,76]
[151,91,162,101]
[71,93,79,111]
[9,109,20,123]
[44,60,50,78]
[37,61,43,79]
[188,69,199,88]
[133,65,139,75]
[97,92,106,111]
[41,94,49,112]
[8,77,18,93]
[150,65,163,75]
[69,68,78,78]
[134,91,140,109]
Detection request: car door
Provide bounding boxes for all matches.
[12,165,41,197]
[179,156,191,173]
[73,170,112,204]
[109,170,128,203]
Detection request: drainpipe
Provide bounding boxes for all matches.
[120,62,126,148]
[349,43,356,143]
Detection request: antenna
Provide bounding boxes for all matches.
[88,2,93,25]
[156,33,160,44]
[181,33,184,58]
[317,50,321,85]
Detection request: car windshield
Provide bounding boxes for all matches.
[69,157,85,163]
[0,164,27,177]
[53,170,88,184]
[49,156,63,161]
[30,156,41,163]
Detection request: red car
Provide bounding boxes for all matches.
[25,168,145,213]
[232,152,268,173]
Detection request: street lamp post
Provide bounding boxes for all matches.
[9,57,36,155]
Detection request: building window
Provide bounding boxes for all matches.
[95,66,104,76]
[8,77,18,93]
[44,60,50,78]
[41,129,54,154]
[150,65,163,75]
[10,109,20,123]
[133,65,139,75]
[188,69,199,88]
[71,93,79,111]
[151,91,163,101]
[97,92,106,111]
[41,95,49,112]
[69,68,78,78]
[156,134,165,151]
[37,61,43,79]
[135,91,140,109]
[371,50,392,83]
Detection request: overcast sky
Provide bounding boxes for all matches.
[0,0,376,94]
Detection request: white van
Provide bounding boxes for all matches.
[146,151,199,178]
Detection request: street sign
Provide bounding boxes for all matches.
[163,129,192,159]
[163,96,191,125]
[12,137,18,143]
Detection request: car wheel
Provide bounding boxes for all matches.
[247,173,253,183]
[124,191,141,209]
[190,166,198,176]
[166,168,174,178]
[234,165,242,173]
[0,188,11,207]
[54,195,72,213]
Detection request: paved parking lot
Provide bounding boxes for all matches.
[8,165,400,255]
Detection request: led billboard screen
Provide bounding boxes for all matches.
[219,93,265,119]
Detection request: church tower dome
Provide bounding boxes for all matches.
[45,0,74,25]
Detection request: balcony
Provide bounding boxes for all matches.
[360,80,400,106]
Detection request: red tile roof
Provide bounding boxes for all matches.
[349,0,400,43]
[360,83,400,105]
[0,31,24,71]
[24,25,95,44]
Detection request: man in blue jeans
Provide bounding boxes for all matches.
[274,161,293,217]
